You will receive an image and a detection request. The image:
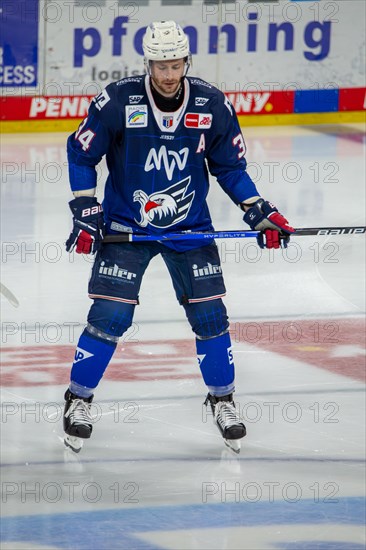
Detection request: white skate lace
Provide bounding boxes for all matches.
[66,399,93,426]
[215,401,241,429]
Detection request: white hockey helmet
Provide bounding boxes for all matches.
[143,21,191,65]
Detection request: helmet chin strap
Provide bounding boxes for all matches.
[183,57,191,76]
[144,58,151,75]
[182,53,192,75]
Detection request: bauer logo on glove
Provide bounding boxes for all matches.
[81,204,103,218]
[243,198,295,249]
[66,197,105,255]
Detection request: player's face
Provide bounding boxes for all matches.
[150,59,185,97]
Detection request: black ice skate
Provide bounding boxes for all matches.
[204,393,246,454]
[63,389,94,453]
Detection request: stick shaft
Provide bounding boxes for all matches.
[103,226,366,243]
[0,282,19,308]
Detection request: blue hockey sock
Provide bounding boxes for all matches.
[196,331,235,396]
[69,329,116,397]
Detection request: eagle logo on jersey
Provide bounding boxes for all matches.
[133,177,195,229]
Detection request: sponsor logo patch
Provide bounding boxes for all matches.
[99,261,137,283]
[110,222,133,233]
[195,97,209,106]
[197,354,206,366]
[129,95,144,104]
[74,347,94,363]
[117,77,142,86]
[144,145,189,181]
[192,262,222,279]
[184,113,212,129]
[126,105,148,127]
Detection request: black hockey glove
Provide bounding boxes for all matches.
[66,197,105,254]
[243,199,295,249]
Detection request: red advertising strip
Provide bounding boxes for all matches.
[339,87,366,111]
[0,95,93,121]
[224,90,295,115]
[1,92,295,120]
[0,88,365,123]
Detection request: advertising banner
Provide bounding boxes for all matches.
[1,0,365,128]
[41,0,365,95]
[0,0,39,87]
[1,95,91,120]
[2,88,365,123]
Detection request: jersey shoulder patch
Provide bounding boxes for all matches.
[112,76,146,105]
[187,77,222,105]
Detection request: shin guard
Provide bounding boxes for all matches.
[196,331,235,397]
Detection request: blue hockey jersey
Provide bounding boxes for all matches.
[67,75,259,251]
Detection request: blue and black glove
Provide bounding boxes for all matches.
[66,197,105,254]
[243,199,295,249]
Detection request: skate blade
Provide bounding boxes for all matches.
[64,435,84,453]
[224,439,241,454]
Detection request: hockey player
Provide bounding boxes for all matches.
[63,21,294,453]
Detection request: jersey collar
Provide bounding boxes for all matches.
[144,74,190,133]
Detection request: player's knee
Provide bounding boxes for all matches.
[185,299,229,339]
[87,298,135,339]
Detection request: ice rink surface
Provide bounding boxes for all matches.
[1,123,365,549]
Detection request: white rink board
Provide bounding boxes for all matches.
[40,0,366,95]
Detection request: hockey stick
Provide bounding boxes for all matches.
[0,282,19,308]
[103,226,366,243]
